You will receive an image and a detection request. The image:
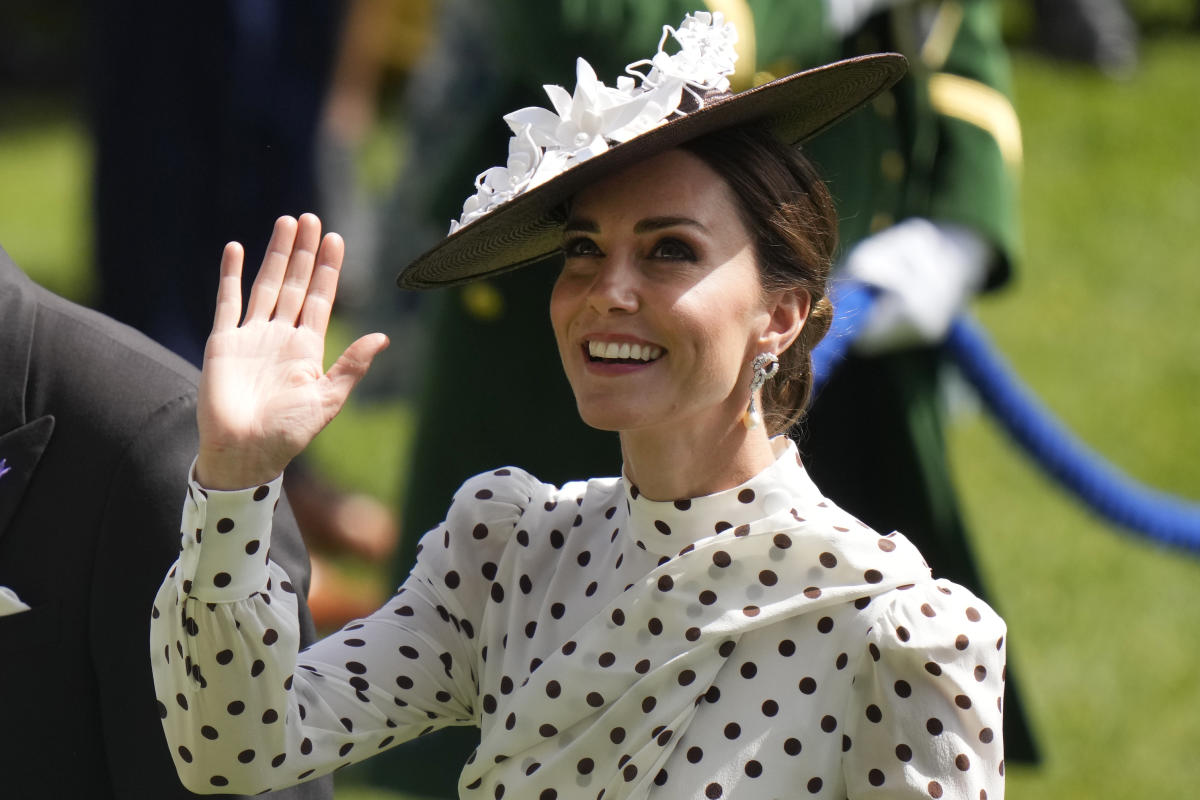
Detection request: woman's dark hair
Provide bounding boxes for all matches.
[681,125,839,435]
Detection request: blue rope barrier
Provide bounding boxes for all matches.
[811,283,1200,551]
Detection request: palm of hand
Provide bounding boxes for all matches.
[195,215,388,489]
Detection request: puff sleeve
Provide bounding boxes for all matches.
[150,465,541,795]
[843,581,1007,799]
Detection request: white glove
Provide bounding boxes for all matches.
[840,218,992,355]
[823,0,910,37]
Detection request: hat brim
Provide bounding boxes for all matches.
[398,52,907,290]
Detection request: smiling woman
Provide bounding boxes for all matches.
[149,11,1008,800]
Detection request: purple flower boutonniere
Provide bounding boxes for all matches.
[0,458,11,480]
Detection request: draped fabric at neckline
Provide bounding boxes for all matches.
[622,436,828,556]
[463,437,932,799]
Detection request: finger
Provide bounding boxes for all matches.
[298,232,345,335]
[212,242,245,332]
[271,213,323,325]
[321,333,390,416]
[245,216,299,321]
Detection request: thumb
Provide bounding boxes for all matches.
[323,332,390,410]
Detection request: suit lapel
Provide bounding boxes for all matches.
[0,416,55,543]
[0,248,56,544]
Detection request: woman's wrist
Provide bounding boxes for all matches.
[195,448,284,491]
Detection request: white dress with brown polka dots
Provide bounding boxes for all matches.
[151,437,1006,799]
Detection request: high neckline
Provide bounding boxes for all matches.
[621,437,827,556]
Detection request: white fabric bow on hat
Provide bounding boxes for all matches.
[449,10,738,234]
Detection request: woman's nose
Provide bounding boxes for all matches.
[586,256,640,315]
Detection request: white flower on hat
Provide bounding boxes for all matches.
[450,10,739,234]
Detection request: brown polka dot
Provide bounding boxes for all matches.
[926,718,943,735]
[817,616,834,633]
[869,768,885,786]
[820,715,837,732]
[712,550,731,568]
[803,586,821,599]
[974,665,988,681]
[784,738,802,756]
[955,694,973,709]
[687,746,703,763]
[894,680,912,698]
[658,575,674,592]
[925,662,943,676]
[967,606,982,622]
[743,605,760,617]
[956,634,970,650]
[759,570,778,586]
[738,489,755,503]
[706,783,723,798]
[979,727,994,744]
[807,777,823,793]
[956,754,971,771]
[598,652,615,667]
[685,627,701,641]
[779,640,796,657]
[928,780,944,798]
[539,724,557,737]
[877,539,896,552]
[865,569,883,584]
[819,552,837,568]
[745,759,763,778]
[895,743,912,762]
[896,625,910,642]
[799,677,817,694]
[773,533,792,549]
[865,704,882,723]
[586,692,604,707]
[699,590,717,605]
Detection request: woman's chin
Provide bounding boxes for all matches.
[574,403,650,433]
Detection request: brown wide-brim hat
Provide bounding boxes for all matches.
[398,53,907,290]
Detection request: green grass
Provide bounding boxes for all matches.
[2,37,1198,800]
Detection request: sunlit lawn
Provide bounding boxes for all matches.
[1,35,1197,800]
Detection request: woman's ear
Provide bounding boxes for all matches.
[760,289,810,354]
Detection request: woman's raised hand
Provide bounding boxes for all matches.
[195,214,389,490]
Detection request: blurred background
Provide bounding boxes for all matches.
[1,1,1197,798]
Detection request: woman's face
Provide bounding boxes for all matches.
[550,148,802,437]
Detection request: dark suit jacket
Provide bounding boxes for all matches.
[0,248,332,799]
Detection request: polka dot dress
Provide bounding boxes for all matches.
[151,439,1006,798]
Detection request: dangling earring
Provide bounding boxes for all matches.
[743,352,779,430]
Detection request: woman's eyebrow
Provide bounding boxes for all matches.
[563,215,709,235]
[634,216,708,234]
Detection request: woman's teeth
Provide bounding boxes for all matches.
[587,340,663,362]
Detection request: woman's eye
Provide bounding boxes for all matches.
[564,237,601,258]
[651,238,696,261]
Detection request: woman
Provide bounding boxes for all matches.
[152,12,1005,799]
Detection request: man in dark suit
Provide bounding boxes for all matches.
[0,247,332,800]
